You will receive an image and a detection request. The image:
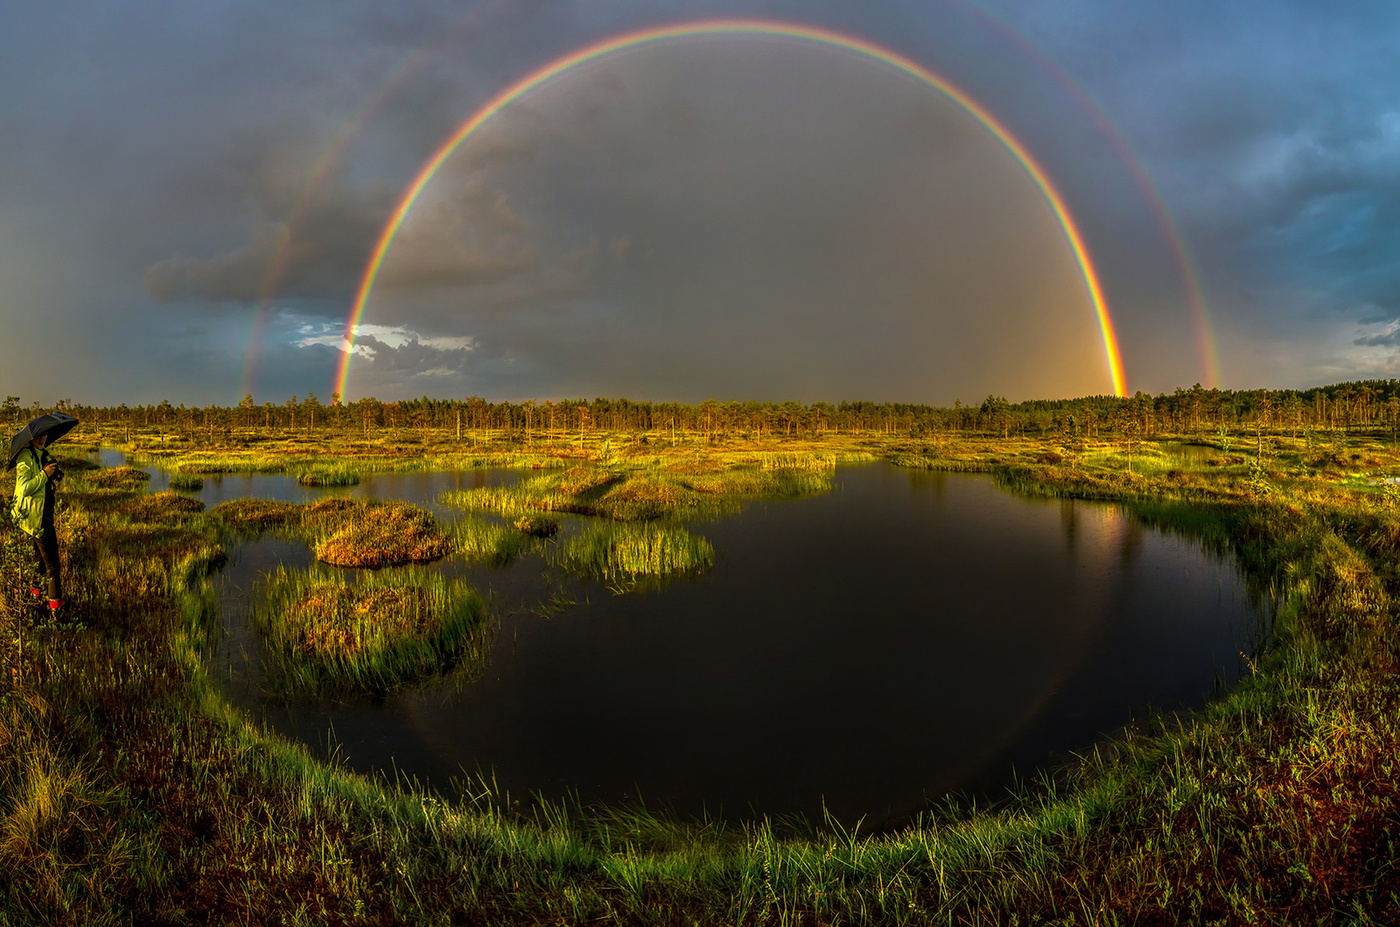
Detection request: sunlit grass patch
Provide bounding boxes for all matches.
[296,465,361,487]
[514,515,560,538]
[440,476,579,518]
[550,521,713,580]
[156,452,287,474]
[557,466,620,495]
[756,451,836,470]
[678,465,833,498]
[167,473,204,492]
[119,491,205,523]
[451,516,533,566]
[594,475,699,520]
[312,501,452,567]
[662,457,727,476]
[209,498,302,532]
[441,457,832,524]
[86,466,150,489]
[254,565,484,691]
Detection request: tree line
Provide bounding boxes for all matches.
[8,380,1400,441]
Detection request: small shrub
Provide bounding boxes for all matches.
[514,515,560,538]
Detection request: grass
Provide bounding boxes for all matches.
[310,501,453,567]
[253,565,485,693]
[205,496,452,566]
[548,521,715,580]
[86,465,150,488]
[513,514,560,537]
[450,515,534,566]
[1,427,1399,923]
[296,465,361,487]
[441,454,834,522]
[167,473,204,492]
[208,497,302,532]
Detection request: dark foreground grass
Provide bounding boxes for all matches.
[0,434,1398,924]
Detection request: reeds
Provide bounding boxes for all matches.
[253,565,483,691]
[549,521,714,579]
[167,473,203,492]
[450,515,533,566]
[441,459,832,524]
[296,465,361,487]
[513,515,560,538]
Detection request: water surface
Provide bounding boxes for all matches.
[104,451,1264,826]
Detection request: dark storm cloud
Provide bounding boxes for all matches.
[1355,325,1400,348]
[4,0,1400,403]
[341,36,1114,403]
[352,334,472,373]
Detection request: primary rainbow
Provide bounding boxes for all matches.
[336,19,1128,400]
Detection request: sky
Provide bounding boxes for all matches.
[1,0,1397,407]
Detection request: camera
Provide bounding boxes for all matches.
[50,466,63,483]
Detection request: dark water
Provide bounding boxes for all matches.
[102,450,1264,827]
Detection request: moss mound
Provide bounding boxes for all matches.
[210,498,301,531]
[313,502,452,567]
[88,466,151,488]
[121,491,205,522]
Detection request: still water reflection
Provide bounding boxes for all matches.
[107,451,1263,826]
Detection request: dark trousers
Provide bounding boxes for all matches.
[31,527,61,601]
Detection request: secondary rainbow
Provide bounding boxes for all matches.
[336,19,1128,400]
[948,0,1219,387]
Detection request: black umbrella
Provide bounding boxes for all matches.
[7,413,80,471]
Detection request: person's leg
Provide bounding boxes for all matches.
[30,535,48,597]
[36,528,62,604]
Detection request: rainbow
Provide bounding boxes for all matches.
[948,0,1219,387]
[238,0,514,400]
[335,19,1128,400]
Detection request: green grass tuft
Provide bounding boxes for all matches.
[254,565,484,692]
[550,521,714,579]
[167,473,204,492]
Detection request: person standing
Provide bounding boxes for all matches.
[12,432,63,613]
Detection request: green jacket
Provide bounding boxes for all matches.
[11,445,52,537]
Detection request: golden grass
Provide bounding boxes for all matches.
[312,502,452,567]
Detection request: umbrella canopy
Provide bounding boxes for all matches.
[7,413,80,471]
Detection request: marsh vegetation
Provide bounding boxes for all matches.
[2,383,1399,923]
[254,565,484,693]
